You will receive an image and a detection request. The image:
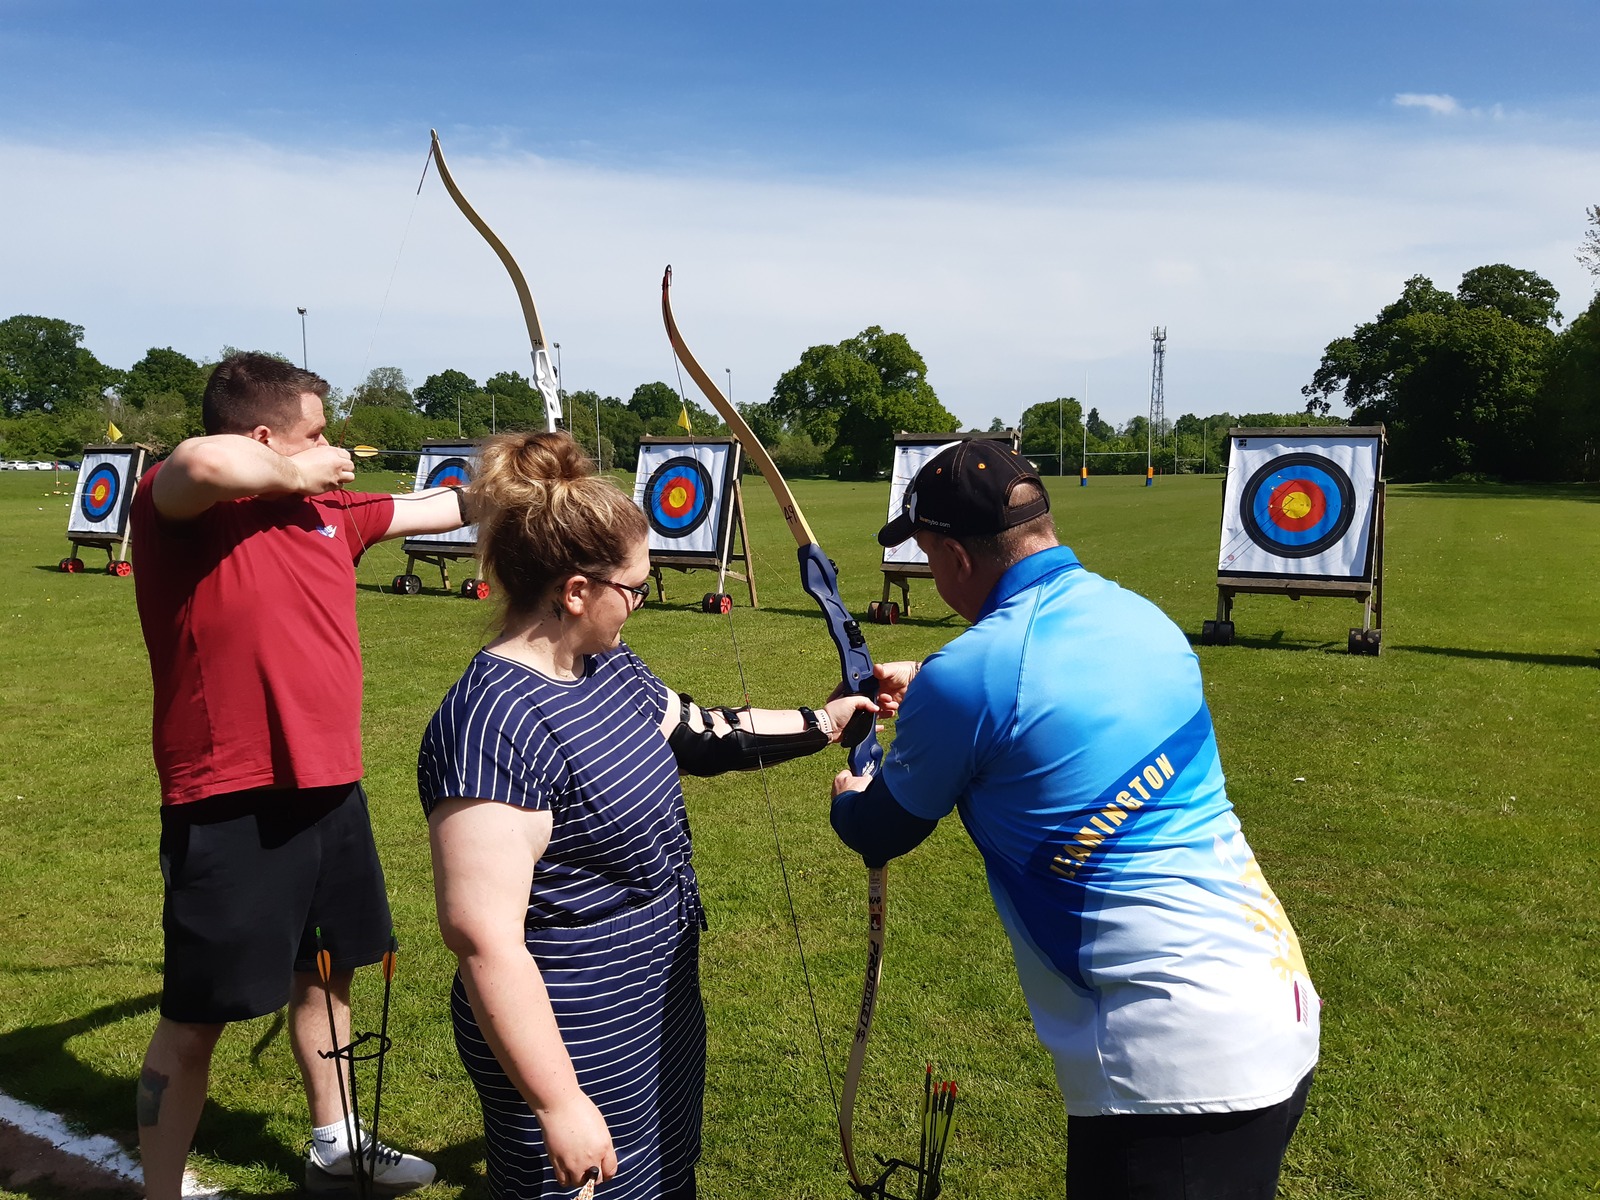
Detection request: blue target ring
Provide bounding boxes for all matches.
[644,457,714,538]
[81,463,121,522]
[1241,453,1355,558]
[425,457,472,490]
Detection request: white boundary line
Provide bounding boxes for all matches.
[0,1088,231,1198]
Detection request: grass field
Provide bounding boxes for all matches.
[0,466,1597,1199]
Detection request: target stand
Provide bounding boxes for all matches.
[1201,426,1386,655]
[633,437,756,613]
[874,431,1019,623]
[59,444,150,576]
[391,441,491,599]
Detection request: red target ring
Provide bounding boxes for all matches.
[1266,478,1326,532]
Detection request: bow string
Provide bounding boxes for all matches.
[660,265,887,1192]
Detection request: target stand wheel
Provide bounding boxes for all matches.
[391,574,423,596]
[1348,628,1381,656]
[882,601,900,624]
[58,557,84,573]
[108,560,133,577]
[460,578,491,601]
[1201,620,1235,646]
[700,592,732,615]
[867,601,882,623]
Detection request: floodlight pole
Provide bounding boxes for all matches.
[297,307,308,368]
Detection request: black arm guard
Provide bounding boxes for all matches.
[668,720,830,777]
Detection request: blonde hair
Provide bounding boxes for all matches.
[470,432,647,618]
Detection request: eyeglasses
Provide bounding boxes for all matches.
[585,574,650,609]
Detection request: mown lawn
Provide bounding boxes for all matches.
[0,467,1595,1199]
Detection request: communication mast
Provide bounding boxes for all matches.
[1147,326,1167,484]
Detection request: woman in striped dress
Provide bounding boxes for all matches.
[419,432,874,1200]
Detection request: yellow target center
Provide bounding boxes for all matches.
[667,485,688,509]
[1280,490,1312,520]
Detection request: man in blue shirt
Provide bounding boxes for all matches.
[831,440,1318,1199]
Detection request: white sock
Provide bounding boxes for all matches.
[311,1120,356,1161]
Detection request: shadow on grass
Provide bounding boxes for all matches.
[0,995,494,1200]
[1394,644,1600,669]
[1184,630,1337,654]
[1394,481,1600,503]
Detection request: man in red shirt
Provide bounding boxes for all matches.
[131,354,467,1199]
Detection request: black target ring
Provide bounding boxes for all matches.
[644,456,715,539]
[1240,453,1356,559]
[425,457,473,490]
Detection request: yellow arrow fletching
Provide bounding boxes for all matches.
[352,445,381,459]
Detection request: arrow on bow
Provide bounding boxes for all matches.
[661,265,889,1192]
[425,130,563,434]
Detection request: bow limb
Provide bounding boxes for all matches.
[661,265,885,1191]
[428,130,562,432]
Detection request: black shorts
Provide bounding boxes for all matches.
[158,782,392,1024]
[1066,1070,1314,1200]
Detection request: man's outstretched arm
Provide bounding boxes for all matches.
[152,436,355,521]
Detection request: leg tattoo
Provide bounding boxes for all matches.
[136,1067,170,1127]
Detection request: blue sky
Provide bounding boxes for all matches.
[4,1,1598,433]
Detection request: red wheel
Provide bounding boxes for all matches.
[867,601,882,623]
[701,592,718,614]
[108,560,133,577]
[716,593,732,614]
[471,579,491,600]
[58,558,72,572]
[883,601,900,624]
[65,557,84,573]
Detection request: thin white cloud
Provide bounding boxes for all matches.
[1394,92,1463,116]
[2,118,1596,432]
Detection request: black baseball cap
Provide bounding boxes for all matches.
[877,440,1050,547]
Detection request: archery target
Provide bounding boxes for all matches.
[643,457,715,538]
[67,447,143,537]
[1218,434,1381,580]
[631,441,737,560]
[406,443,479,549]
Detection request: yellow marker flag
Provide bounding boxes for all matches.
[676,403,691,433]
[107,420,123,442]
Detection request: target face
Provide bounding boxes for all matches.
[424,457,472,490]
[644,456,715,537]
[81,464,120,522]
[1240,454,1354,558]
[67,446,145,538]
[1217,434,1382,581]
[407,443,480,549]
[631,441,738,560]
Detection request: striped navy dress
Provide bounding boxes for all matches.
[419,645,706,1200]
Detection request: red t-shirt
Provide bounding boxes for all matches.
[131,461,395,804]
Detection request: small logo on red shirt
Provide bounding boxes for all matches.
[316,525,338,539]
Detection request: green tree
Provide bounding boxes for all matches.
[1456,264,1561,329]
[122,347,207,410]
[1019,398,1083,473]
[1535,290,1600,479]
[628,381,682,423]
[415,370,480,424]
[1303,269,1559,478]
[348,366,415,413]
[486,372,548,431]
[1085,407,1115,442]
[771,326,956,478]
[0,316,119,415]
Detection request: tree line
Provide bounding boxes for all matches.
[0,318,964,479]
[7,205,1596,483]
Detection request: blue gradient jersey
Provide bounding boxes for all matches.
[882,546,1318,1116]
